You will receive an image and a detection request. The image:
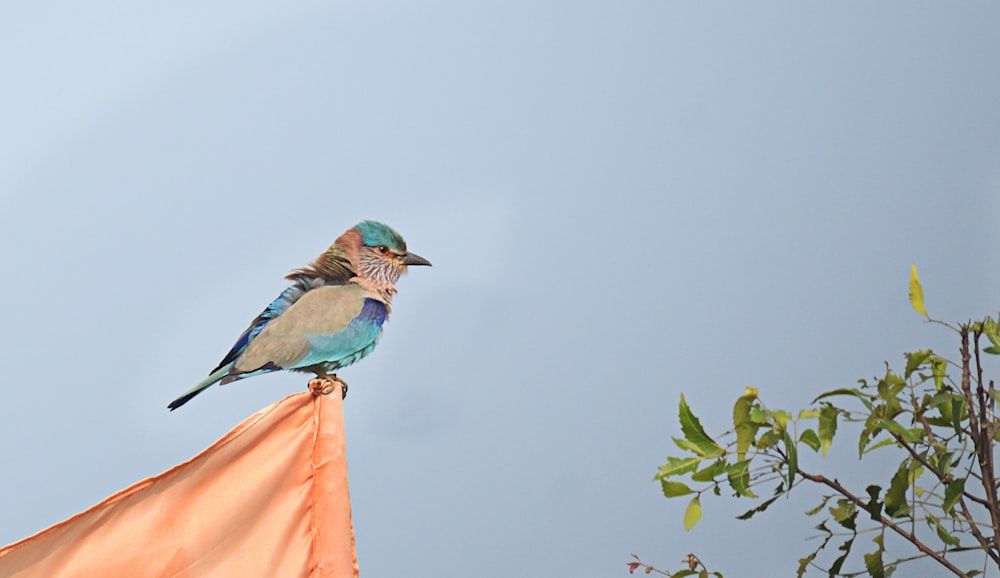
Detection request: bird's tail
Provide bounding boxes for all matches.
[167,366,230,411]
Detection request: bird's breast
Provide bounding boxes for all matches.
[354,297,388,325]
[295,298,387,368]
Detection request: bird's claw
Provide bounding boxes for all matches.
[308,375,349,399]
[308,378,336,397]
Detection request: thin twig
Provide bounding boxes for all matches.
[626,554,672,576]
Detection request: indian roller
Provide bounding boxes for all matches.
[167,221,431,410]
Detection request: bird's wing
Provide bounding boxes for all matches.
[210,276,327,374]
[233,284,387,374]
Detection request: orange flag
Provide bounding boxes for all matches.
[0,392,357,578]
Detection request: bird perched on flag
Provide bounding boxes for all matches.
[168,220,431,410]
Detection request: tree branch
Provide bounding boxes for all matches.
[969,329,1000,558]
[887,430,989,508]
[958,498,998,564]
[797,468,968,577]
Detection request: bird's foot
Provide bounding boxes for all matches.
[308,378,335,397]
[308,374,348,399]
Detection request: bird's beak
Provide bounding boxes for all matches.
[401,252,432,267]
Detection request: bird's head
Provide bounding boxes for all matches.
[343,220,431,287]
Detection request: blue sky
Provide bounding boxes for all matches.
[2,2,999,576]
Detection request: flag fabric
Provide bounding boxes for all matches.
[0,391,357,577]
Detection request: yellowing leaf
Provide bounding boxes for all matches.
[683,495,702,531]
[909,263,928,317]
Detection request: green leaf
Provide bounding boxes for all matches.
[814,520,832,535]
[951,398,964,437]
[736,494,781,520]
[799,428,820,452]
[904,350,933,379]
[796,552,816,578]
[829,499,857,531]
[884,462,911,518]
[935,523,959,547]
[863,485,883,520]
[733,394,757,460]
[863,533,886,578]
[661,480,694,498]
[923,416,951,428]
[984,317,1000,347]
[873,419,924,444]
[804,495,832,516]
[859,412,893,457]
[909,263,928,317]
[797,408,820,420]
[813,388,875,411]
[927,514,960,547]
[679,395,725,458]
[783,430,798,487]
[928,391,962,425]
[930,356,947,390]
[672,436,707,455]
[656,456,701,479]
[726,459,757,498]
[818,406,838,458]
[877,370,907,401]
[683,495,702,530]
[929,449,953,479]
[757,430,781,450]
[798,525,834,577]
[829,537,855,576]
[909,462,925,499]
[942,478,965,515]
[691,459,727,483]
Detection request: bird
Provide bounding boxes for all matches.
[167,220,431,410]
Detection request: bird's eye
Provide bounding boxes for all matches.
[377,245,390,255]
